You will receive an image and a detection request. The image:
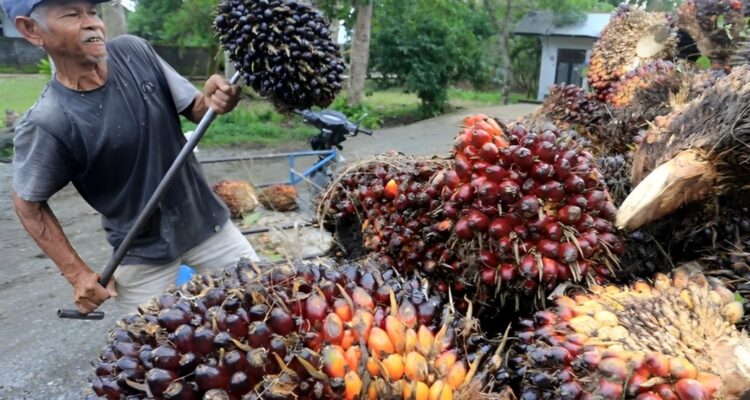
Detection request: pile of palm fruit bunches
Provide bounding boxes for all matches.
[85,1,750,399]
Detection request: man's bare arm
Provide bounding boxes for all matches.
[12,192,114,313]
[184,74,241,124]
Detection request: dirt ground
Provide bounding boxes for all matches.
[0,103,536,399]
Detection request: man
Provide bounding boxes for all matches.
[4,0,260,315]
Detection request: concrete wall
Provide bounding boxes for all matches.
[0,37,45,70]
[0,36,213,77]
[536,36,596,101]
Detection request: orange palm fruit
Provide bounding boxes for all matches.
[416,326,434,356]
[434,350,458,375]
[445,362,467,389]
[345,370,363,400]
[669,357,698,380]
[322,345,347,378]
[382,353,405,380]
[341,329,355,350]
[404,329,418,353]
[367,357,380,376]
[352,287,375,312]
[384,179,399,200]
[695,372,722,397]
[404,351,429,382]
[428,379,453,400]
[368,327,395,358]
[351,310,374,341]
[645,352,671,377]
[345,346,362,372]
[323,313,345,345]
[368,381,378,400]
[334,298,353,322]
[385,316,407,353]
[403,381,430,400]
[485,117,504,138]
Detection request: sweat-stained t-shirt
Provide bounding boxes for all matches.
[12,35,230,266]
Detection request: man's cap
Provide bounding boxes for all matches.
[1,0,110,21]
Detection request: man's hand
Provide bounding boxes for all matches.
[203,74,241,114]
[70,269,117,314]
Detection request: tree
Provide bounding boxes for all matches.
[370,0,489,116]
[347,1,374,107]
[485,0,514,105]
[127,0,182,43]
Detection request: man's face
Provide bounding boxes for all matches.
[32,1,108,64]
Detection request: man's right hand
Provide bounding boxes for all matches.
[70,269,117,314]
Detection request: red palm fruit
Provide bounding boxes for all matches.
[545,222,563,241]
[479,249,498,267]
[519,254,539,279]
[540,257,559,283]
[321,346,347,378]
[674,379,708,400]
[558,242,578,264]
[532,140,557,163]
[463,145,479,160]
[585,190,606,211]
[695,372,722,398]
[499,180,521,203]
[489,217,514,240]
[194,364,229,391]
[626,371,651,396]
[485,165,508,182]
[499,263,517,282]
[558,205,582,224]
[635,393,663,400]
[518,195,540,219]
[471,129,492,148]
[555,157,574,180]
[600,232,626,255]
[531,162,555,182]
[560,382,583,399]
[645,352,670,377]
[476,181,500,203]
[267,308,295,336]
[538,239,559,258]
[542,180,566,202]
[384,179,399,200]
[593,218,614,233]
[454,184,475,204]
[512,146,535,169]
[305,294,328,326]
[444,171,461,190]
[480,267,497,285]
[598,379,624,399]
[323,313,345,345]
[582,350,602,368]
[480,142,500,163]
[472,161,489,175]
[454,219,474,239]
[443,201,459,219]
[669,357,698,380]
[229,371,251,397]
[654,384,679,400]
[146,368,177,397]
[247,322,272,349]
[455,157,472,181]
[564,175,586,194]
[223,350,249,374]
[466,210,490,232]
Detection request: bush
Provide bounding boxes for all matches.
[329,97,383,129]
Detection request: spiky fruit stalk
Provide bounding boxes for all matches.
[89,258,504,399]
[214,0,344,111]
[510,268,750,399]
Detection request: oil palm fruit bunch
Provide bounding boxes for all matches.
[605,60,676,108]
[531,84,604,130]
[88,258,503,400]
[588,5,678,102]
[440,115,624,301]
[619,65,750,232]
[214,0,345,111]
[509,268,750,400]
[259,184,299,211]
[213,180,259,218]
[676,0,749,69]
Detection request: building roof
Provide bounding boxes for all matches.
[514,11,611,39]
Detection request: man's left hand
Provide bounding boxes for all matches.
[203,74,241,114]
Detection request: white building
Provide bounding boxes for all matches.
[0,8,21,38]
[515,11,612,101]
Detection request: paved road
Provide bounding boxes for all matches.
[0,103,536,399]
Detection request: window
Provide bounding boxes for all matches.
[555,49,587,86]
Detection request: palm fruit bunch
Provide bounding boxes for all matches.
[87,258,503,400]
[676,0,749,69]
[531,85,603,130]
[259,184,299,211]
[605,60,676,109]
[588,5,678,102]
[213,180,259,218]
[509,268,750,400]
[214,0,345,111]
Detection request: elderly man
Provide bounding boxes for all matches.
[3,0,259,315]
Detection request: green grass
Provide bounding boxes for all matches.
[0,73,529,147]
[0,74,49,126]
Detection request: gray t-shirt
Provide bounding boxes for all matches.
[12,35,230,265]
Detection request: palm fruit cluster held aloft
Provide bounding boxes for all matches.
[87,258,502,400]
[213,180,259,218]
[214,0,345,111]
[676,0,749,69]
[620,64,750,232]
[509,268,750,400]
[588,5,678,102]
